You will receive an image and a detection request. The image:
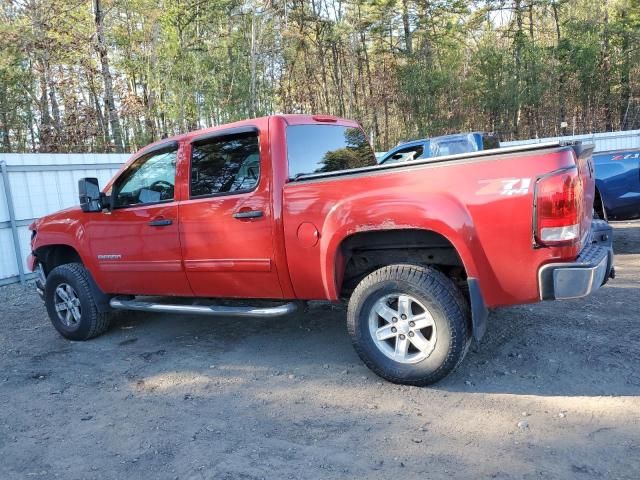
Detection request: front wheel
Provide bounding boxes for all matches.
[347,264,471,386]
[44,263,113,340]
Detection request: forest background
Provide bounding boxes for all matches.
[1,0,639,153]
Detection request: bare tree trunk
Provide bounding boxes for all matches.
[47,82,61,132]
[619,8,631,129]
[552,1,567,136]
[601,5,613,131]
[250,10,258,117]
[38,71,53,151]
[0,98,11,151]
[28,109,37,152]
[46,63,63,142]
[402,0,412,55]
[360,31,379,142]
[94,0,124,152]
[85,67,108,148]
[513,0,524,137]
[29,1,53,152]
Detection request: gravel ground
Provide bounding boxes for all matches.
[1,221,639,480]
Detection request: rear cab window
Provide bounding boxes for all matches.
[286,124,377,180]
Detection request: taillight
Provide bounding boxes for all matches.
[534,168,583,246]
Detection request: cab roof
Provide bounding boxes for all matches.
[134,114,361,158]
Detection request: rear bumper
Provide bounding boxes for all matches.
[538,221,614,301]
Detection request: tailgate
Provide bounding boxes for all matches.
[570,143,596,246]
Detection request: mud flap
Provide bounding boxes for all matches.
[85,269,113,313]
[468,278,488,343]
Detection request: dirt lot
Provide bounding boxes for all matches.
[1,222,639,480]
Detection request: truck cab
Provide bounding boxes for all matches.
[379,132,500,165]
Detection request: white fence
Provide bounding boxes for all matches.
[0,154,129,286]
[501,129,640,152]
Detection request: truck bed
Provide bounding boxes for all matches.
[292,142,575,181]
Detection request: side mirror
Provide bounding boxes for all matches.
[78,178,102,212]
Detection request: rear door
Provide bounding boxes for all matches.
[179,125,283,298]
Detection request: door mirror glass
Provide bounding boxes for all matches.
[78,177,102,212]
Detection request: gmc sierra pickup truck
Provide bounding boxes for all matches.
[28,114,614,385]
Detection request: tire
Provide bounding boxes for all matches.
[44,263,113,341]
[594,190,608,222]
[347,264,471,386]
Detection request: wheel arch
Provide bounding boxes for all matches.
[335,228,468,296]
[35,243,84,275]
[319,194,484,301]
[36,245,112,313]
[593,183,608,220]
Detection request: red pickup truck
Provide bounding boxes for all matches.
[27,114,614,385]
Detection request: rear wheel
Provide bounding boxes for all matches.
[347,264,471,386]
[44,263,113,340]
[594,189,608,221]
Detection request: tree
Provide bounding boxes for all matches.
[0,0,638,153]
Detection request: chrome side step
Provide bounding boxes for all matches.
[109,297,300,318]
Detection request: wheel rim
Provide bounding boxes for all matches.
[368,293,437,364]
[54,283,82,327]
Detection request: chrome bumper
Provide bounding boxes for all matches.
[538,222,614,301]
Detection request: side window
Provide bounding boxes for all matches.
[383,144,424,164]
[114,148,177,208]
[190,132,260,198]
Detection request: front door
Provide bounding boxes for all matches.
[179,127,283,298]
[87,143,192,296]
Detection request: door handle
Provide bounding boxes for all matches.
[148,218,173,226]
[233,210,263,219]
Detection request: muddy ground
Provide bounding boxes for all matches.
[1,221,639,479]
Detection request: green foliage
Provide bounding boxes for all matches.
[0,0,639,152]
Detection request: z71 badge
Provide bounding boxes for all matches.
[476,178,531,196]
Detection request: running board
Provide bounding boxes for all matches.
[109,297,300,318]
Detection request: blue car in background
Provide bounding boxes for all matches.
[593,148,640,220]
[378,132,500,165]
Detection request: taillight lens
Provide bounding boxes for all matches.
[535,168,583,246]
